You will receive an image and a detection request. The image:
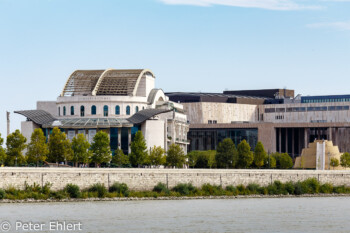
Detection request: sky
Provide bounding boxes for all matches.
[0,0,350,142]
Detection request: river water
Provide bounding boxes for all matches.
[0,197,349,233]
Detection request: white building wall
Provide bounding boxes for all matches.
[37,101,58,117]
[183,102,258,124]
[142,120,165,150]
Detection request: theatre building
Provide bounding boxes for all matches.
[16,69,189,155]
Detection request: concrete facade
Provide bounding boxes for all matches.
[0,168,349,191]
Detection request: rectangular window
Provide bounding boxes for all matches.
[208,120,212,124]
[265,108,276,113]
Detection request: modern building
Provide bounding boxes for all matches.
[166,89,350,157]
[16,69,189,155]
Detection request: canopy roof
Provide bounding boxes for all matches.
[14,110,57,125]
[128,108,172,124]
[61,69,155,97]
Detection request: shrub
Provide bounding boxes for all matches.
[88,183,108,198]
[201,184,223,196]
[0,189,5,199]
[172,183,197,195]
[294,182,304,195]
[247,183,261,194]
[225,185,238,195]
[25,182,41,193]
[41,183,52,195]
[236,185,249,195]
[65,184,81,198]
[109,182,129,197]
[153,183,169,194]
[320,183,333,194]
[303,178,320,194]
[284,181,295,194]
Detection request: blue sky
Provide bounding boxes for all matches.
[0,0,350,140]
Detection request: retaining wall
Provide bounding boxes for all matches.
[0,168,350,191]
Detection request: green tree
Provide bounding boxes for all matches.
[90,131,112,167]
[111,148,130,167]
[206,150,216,169]
[237,139,254,168]
[148,146,166,166]
[6,129,27,166]
[26,129,49,166]
[340,152,350,169]
[187,151,200,168]
[279,153,293,169]
[254,141,267,168]
[0,133,7,166]
[71,134,91,167]
[330,157,339,170]
[48,127,73,164]
[264,154,276,168]
[215,138,238,168]
[166,143,186,168]
[129,131,147,167]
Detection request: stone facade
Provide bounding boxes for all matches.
[0,168,349,191]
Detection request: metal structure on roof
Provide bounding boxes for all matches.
[42,118,133,128]
[61,69,155,97]
[14,110,57,125]
[128,109,172,124]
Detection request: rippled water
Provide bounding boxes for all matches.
[0,197,350,232]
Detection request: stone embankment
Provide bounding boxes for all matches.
[0,168,349,191]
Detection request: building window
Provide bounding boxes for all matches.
[115,105,120,115]
[91,105,96,115]
[80,105,85,117]
[63,106,66,116]
[135,106,139,113]
[104,105,108,117]
[213,120,217,124]
[126,106,130,115]
[58,107,60,116]
[142,106,145,110]
[71,106,74,115]
[208,120,212,124]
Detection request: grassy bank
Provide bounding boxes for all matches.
[0,178,350,201]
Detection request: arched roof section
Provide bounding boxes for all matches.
[61,70,105,96]
[93,69,155,96]
[147,88,166,104]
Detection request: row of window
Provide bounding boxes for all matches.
[58,105,144,117]
[302,98,350,103]
[265,105,350,113]
[208,120,217,124]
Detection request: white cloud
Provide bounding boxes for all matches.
[307,21,350,30]
[158,0,321,10]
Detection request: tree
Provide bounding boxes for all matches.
[330,157,339,170]
[48,127,73,164]
[6,129,27,166]
[264,154,276,168]
[254,141,267,168]
[111,148,130,167]
[148,146,166,167]
[0,133,7,166]
[215,138,238,168]
[71,134,91,167]
[129,131,147,167]
[166,143,186,168]
[187,151,200,168]
[237,139,253,168]
[279,153,293,169]
[26,129,49,166]
[340,152,350,169]
[90,131,112,167]
[206,150,216,169]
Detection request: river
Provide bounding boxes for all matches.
[0,197,349,232]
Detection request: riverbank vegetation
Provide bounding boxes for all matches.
[0,178,350,201]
